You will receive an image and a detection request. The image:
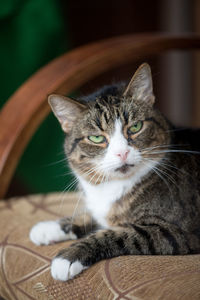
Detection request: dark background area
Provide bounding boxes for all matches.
[1,0,199,197]
[66,1,160,45]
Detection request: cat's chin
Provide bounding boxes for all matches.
[115,163,135,174]
[110,163,136,180]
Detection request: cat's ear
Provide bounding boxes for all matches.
[48,94,86,133]
[123,63,155,105]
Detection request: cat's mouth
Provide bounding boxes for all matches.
[115,164,135,174]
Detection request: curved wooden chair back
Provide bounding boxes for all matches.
[1,33,200,198]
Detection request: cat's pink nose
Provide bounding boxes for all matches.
[116,150,130,161]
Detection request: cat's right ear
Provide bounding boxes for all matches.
[48,94,86,133]
[123,63,155,105]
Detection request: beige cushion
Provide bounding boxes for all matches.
[0,192,200,300]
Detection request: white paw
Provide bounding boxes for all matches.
[51,257,87,281]
[29,221,77,245]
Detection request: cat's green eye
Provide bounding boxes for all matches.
[129,121,143,134]
[88,135,106,144]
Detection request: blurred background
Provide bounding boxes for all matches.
[1,0,200,197]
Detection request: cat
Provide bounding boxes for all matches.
[30,63,200,281]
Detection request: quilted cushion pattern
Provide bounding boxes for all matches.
[0,193,200,300]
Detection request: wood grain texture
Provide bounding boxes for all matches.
[1,33,200,198]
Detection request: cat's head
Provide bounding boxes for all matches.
[49,63,171,184]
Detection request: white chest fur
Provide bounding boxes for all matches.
[78,160,154,228]
[79,176,135,227]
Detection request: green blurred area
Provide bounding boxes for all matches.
[0,0,73,194]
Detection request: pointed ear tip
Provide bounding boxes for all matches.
[140,62,151,72]
[48,94,56,103]
[48,94,65,106]
[48,95,53,107]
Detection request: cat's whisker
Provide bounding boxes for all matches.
[94,171,103,185]
[100,169,109,184]
[59,177,79,198]
[87,168,101,185]
[87,165,103,176]
[65,179,79,191]
[100,173,105,185]
[57,178,79,215]
[146,149,200,155]
[82,164,103,175]
[153,157,195,181]
[141,144,178,153]
[101,170,109,184]
[76,163,106,185]
[77,165,102,180]
[156,161,181,176]
[57,170,75,177]
[82,168,98,178]
[71,191,83,226]
[143,157,179,188]
[88,161,124,182]
[143,157,179,178]
[83,206,87,236]
[140,143,190,155]
[76,166,93,175]
[143,160,174,200]
[155,163,179,179]
[165,127,187,133]
[45,157,68,167]
[154,166,177,187]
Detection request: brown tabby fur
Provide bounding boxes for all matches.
[49,63,200,270]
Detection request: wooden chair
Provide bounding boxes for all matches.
[1,33,200,300]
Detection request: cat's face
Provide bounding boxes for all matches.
[49,63,171,184]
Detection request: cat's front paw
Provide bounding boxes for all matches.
[51,257,87,281]
[29,220,77,245]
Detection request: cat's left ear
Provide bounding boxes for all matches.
[123,63,155,105]
[48,94,86,133]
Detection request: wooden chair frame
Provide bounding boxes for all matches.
[1,33,200,199]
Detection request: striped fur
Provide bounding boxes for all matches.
[31,63,200,281]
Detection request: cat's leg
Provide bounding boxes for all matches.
[30,214,98,246]
[51,224,190,281]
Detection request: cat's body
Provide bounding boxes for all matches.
[30,63,200,281]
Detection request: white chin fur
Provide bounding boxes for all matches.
[29,220,77,245]
[51,258,87,281]
[78,160,157,228]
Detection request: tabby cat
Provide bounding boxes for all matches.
[30,63,200,281]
